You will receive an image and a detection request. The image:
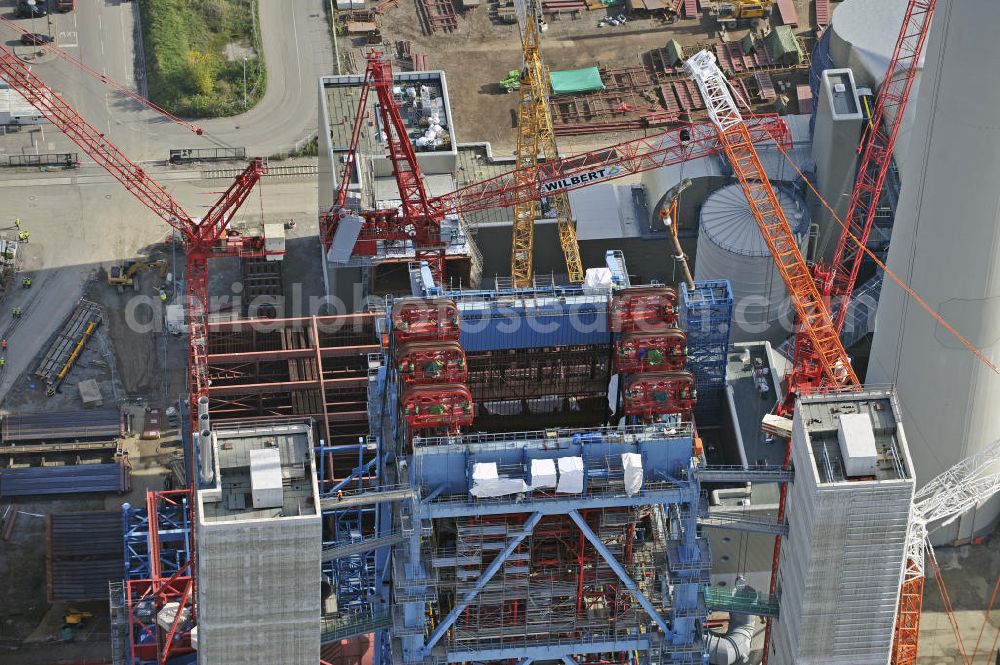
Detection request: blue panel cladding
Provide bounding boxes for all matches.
[0,463,124,496]
[456,291,611,352]
[680,280,733,422]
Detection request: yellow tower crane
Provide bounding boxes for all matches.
[510,0,584,287]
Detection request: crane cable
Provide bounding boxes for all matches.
[766,122,999,376]
[970,574,1000,663]
[0,15,237,150]
[722,79,998,376]
[928,544,971,665]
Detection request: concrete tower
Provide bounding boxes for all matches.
[867,0,1000,542]
[770,390,915,665]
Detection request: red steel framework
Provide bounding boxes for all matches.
[397,340,469,384]
[326,51,448,282]
[609,286,679,332]
[391,297,473,439]
[0,34,273,665]
[623,370,697,420]
[321,114,790,263]
[611,287,694,420]
[615,327,688,374]
[451,509,641,664]
[390,298,461,344]
[126,490,196,665]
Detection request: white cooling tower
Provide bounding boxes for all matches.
[867,0,1000,542]
[695,184,809,344]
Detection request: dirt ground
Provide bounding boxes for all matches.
[0,252,186,661]
[369,0,825,153]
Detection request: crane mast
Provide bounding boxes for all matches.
[511,0,583,287]
[320,116,790,262]
[324,51,447,282]
[0,37,268,665]
[685,50,859,387]
[894,438,1000,664]
[788,0,937,397]
[685,48,861,665]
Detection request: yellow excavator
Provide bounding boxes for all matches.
[63,609,93,626]
[107,259,167,292]
[715,0,772,26]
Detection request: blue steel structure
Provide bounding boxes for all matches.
[315,346,394,661]
[118,253,718,665]
[679,280,733,422]
[377,254,711,664]
[119,492,195,665]
[122,497,192,584]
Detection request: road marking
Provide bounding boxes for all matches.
[290,6,303,82]
[0,177,73,188]
[57,31,78,48]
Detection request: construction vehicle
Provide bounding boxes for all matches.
[713,0,772,27]
[0,17,269,665]
[500,69,521,93]
[107,259,167,292]
[63,609,93,626]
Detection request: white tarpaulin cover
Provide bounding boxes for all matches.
[556,456,585,494]
[622,453,644,496]
[583,267,614,295]
[471,462,528,498]
[529,458,558,490]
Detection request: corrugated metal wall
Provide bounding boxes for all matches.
[2,409,124,443]
[0,463,125,496]
[47,511,124,602]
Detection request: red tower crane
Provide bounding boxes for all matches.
[706,1,937,661]
[321,103,790,280]
[786,0,937,406]
[0,34,270,665]
[325,51,448,282]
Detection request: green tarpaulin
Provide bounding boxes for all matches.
[664,39,685,66]
[765,25,803,65]
[550,67,606,96]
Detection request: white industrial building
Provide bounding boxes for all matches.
[867,0,1000,542]
[770,389,915,664]
[0,78,46,126]
[195,423,322,665]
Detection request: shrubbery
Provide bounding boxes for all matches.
[140,0,266,118]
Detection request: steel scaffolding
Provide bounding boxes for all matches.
[680,280,733,422]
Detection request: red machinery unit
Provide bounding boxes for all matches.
[397,340,468,385]
[609,286,679,332]
[324,51,448,281]
[391,297,461,344]
[401,384,474,432]
[623,370,697,419]
[615,326,687,374]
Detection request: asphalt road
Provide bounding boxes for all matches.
[2,0,334,161]
[0,0,333,403]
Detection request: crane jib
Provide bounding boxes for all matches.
[539,165,623,195]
